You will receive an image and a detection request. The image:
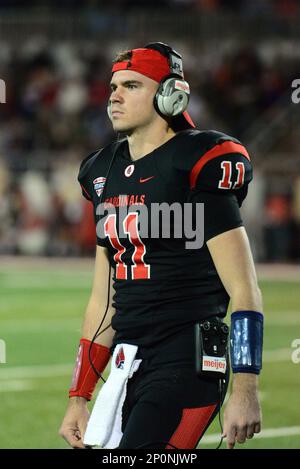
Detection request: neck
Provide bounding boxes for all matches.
[127,124,176,161]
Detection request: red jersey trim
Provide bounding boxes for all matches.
[189,141,250,189]
[80,183,92,200]
[166,404,217,449]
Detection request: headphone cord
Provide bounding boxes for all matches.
[134,441,179,450]
[87,138,121,384]
[86,135,225,448]
[134,379,224,451]
[88,263,112,384]
[215,378,225,449]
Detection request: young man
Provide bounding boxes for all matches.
[59,43,263,450]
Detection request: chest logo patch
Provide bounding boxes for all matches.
[124,164,135,177]
[93,176,106,197]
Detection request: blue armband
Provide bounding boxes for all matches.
[230,311,264,374]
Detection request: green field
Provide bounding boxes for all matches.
[0,261,300,449]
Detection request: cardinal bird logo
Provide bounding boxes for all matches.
[115,347,125,369]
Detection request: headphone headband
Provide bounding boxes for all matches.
[144,42,184,79]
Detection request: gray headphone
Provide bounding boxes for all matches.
[149,42,190,118]
[107,42,190,121]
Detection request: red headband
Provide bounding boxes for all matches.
[112,48,171,83]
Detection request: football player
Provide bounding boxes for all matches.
[59,43,263,449]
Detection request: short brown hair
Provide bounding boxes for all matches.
[112,50,132,64]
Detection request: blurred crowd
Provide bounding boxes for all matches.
[0,27,299,260]
[0,0,299,17]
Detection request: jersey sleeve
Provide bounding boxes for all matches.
[188,131,253,207]
[77,149,102,201]
[77,145,115,248]
[174,131,253,242]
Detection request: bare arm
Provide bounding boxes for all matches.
[59,245,115,448]
[207,226,262,313]
[207,226,263,448]
[82,245,116,348]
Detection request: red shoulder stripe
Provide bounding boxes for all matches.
[189,141,250,189]
[80,184,92,200]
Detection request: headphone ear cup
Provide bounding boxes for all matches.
[154,77,190,117]
[107,100,113,121]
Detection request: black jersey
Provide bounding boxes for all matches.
[78,130,252,348]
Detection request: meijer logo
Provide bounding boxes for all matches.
[0,79,6,103]
[202,356,226,373]
[0,339,6,363]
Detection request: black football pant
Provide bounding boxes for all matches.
[118,323,229,449]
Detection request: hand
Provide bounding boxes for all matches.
[223,375,262,449]
[59,397,90,448]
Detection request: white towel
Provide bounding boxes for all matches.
[83,343,141,449]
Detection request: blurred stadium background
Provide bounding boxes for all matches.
[0,0,300,449]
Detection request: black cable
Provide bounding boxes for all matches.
[87,138,121,384]
[215,378,225,450]
[134,441,179,450]
[88,263,112,384]
[85,135,225,449]
[95,323,112,336]
[132,378,226,451]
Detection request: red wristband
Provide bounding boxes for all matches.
[69,338,111,401]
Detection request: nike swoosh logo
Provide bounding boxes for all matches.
[139,176,155,183]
